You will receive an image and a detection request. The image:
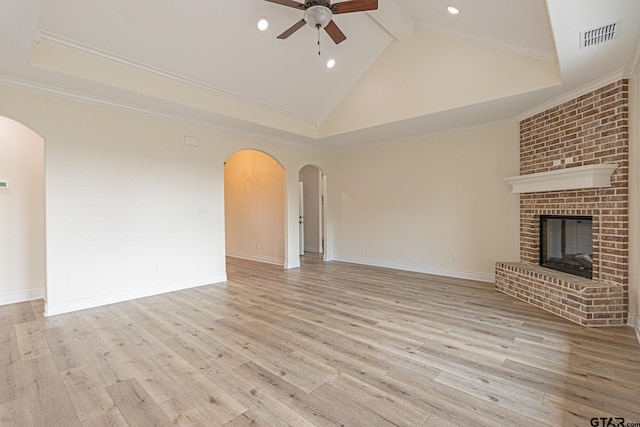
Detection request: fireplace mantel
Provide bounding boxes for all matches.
[504,164,618,193]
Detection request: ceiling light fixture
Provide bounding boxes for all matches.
[257,18,269,31]
[326,59,336,69]
[304,6,333,30]
[303,5,334,56]
[447,6,459,14]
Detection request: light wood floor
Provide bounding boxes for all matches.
[2,255,639,426]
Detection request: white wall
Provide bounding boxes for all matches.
[225,150,286,265]
[0,84,330,315]
[0,82,522,315]
[329,123,521,282]
[42,104,229,315]
[299,165,322,253]
[0,116,45,304]
[629,72,639,340]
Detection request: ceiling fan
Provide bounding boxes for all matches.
[265,0,378,45]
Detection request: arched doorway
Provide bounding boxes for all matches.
[224,149,287,266]
[298,164,327,260]
[0,116,46,305]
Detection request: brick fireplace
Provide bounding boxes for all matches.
[495,80,629,327]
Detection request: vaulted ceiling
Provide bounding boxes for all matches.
[1,0,639,150]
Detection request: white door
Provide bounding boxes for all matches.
[298,181,304,256]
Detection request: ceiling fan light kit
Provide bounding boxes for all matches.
[304,5,332,29]
[265,0,378,44]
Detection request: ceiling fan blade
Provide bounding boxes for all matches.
[332,0,378,14]
[277,19,307,39]
[324,20,347,44]
[264,0,306,10]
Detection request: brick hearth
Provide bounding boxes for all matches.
[495,80,629,327]
[496,262,627,326]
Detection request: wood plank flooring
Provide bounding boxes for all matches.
[1,255,639,426]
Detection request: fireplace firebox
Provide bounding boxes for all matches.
[539,215,593,279]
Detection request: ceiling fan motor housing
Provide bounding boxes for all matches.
[304,0,332,8]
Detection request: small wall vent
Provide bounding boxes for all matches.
[580,22,617,49]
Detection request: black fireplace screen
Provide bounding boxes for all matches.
[539,215,593,279]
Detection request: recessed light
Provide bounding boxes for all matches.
[326,59,336,69]
[447,6,459,14]
[257,19,269,31]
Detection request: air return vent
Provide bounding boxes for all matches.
[580,22,617,48]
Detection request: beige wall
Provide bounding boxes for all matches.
[224,150,286,265]
[0,83,330,315]
[0,78,633,337]
[0,116,45,303]
[0,83,544,315]
[328,123,521,281]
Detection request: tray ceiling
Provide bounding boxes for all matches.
[1,0,638,150]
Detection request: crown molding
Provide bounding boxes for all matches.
[368,0,413,41]
[336,118,517,152]
[35,31,318,124]
[0,74,332,152]
[514,70,625,121]
[415,24,557,63]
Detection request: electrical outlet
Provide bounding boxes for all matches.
[552,159,562,166]
[565,156,573,164]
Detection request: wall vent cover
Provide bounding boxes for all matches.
[580,22,617,48]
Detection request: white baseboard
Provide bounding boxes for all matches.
[44,274,227,317]
[226,250,284,266]
[333,255,495,283]
[304,245,323,253]
[0,288,45,306]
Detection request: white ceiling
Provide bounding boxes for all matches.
[1,0,639,150]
